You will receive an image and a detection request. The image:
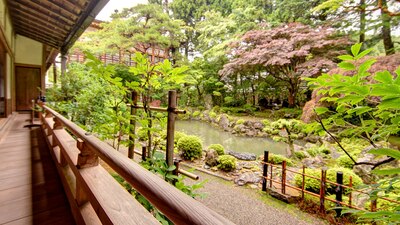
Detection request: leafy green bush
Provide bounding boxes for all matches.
[212,106,220,113]
[217,155,237,171]
[137,127,148,141]
[268,154,293,166]
[236,119,245,125]
[209,111,217,119]
[192,111,201,117]
[337,154,356,169]
[262,119,271,127]
[174,131,187,145]
[306,147,319,157]
[294,151,307,160]
[293,167,363,194]
[208,144,225,155]
[177,135,203,160]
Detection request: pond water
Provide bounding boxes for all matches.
[175,120,288,156]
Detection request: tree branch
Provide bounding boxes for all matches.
[314,112,357,164]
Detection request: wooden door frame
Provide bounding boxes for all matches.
[14,64,42,111]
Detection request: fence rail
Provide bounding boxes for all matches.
[261,151,400,215]
[39,104,233,225]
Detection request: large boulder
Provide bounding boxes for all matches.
[218,114,230,131]
[205,149,219,167]
[234,172,262,186]
[227,150,257,161]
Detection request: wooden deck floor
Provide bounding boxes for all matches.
[0,114,75,224]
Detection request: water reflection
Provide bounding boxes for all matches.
[175,120,287,156]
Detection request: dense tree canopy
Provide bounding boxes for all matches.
[220,23,351,107]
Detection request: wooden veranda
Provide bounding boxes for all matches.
[0,113,75,224]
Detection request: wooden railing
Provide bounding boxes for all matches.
[261,151,400,216]
[39,105,234,225]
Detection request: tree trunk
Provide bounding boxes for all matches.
[380,0,395,55]
[287,88,296,108]
[359,0,366,43]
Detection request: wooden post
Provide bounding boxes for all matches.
[262,151,269,191]
[371,199,377,212]
[128,91,138,159]
[349,176,353,207]
[31,99,36,123]
[320,169,327,214]
[77,138,99,169]
[53,62,57,85]
[61,54,67,88]
[270,164,273,188]
[302,165,305,200]
[173,159,180,185]
[282,161,287,194]
[335,171,343,217]
[76,180,88,206]
[142,146,147,161]
[53,117,63,130]
[166,90,177,168]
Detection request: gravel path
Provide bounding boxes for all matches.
[184,169,327,225]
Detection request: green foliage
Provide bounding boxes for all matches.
[192,111,201,117]
[217,155,237,171]
[306,147,319,157]
[268,154,294,166]
[236,119,245,125]
[209,111,217,119]
[174,131,187,145]
[208,144,225,155]
[137,127,149,141]
[294,151,307,160]
[337,154,356,169]
[293,167,363,195]
[177,135,203,160]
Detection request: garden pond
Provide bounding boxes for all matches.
[176,120,287,156]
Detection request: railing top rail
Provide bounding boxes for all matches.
[43,105,234,225]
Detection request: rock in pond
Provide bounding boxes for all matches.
[227,150,257,161]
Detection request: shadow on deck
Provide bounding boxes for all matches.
[0,114,75,224]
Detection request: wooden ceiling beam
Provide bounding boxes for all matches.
[12,12,68,36]
[12,0,75,26]
[13,22,65,43]
[47,0,82,17]
[14,23,64,44]
[17,30,60,49]
[7,3,73,29]
[40,0,81,20]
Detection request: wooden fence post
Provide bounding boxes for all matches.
[166,90,177,168]
[173,159,180,185]
[142,146,147,161]
[282,161,287,195]
[349,176,353,207]
[302,165,305,201]
[262,151,269,192]
[335,171,343,217]
[270,164,273,188]
[128,91,138,159]
[320,169,327,214]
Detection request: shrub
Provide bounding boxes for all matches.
[262,119,271,127]
[217,155,237,171]
[294,151,307,160]
[209,111,217,119]
[212,106,221,113]
[268,154,293,166]
[306,147,319,157]
[236,119,245,125]
[177,135,203,160]
[137,128,148,141]
[208,144,225,155]
[293,167,363,194]
[337,154,356,169]
[192,111,201,117]
[174,131,187,145]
